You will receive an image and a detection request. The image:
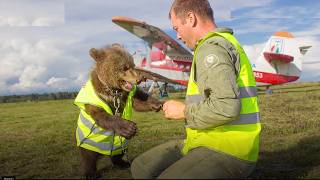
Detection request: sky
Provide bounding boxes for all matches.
[0,0,319,96]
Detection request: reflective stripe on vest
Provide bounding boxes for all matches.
[186,86,258,103]
[74,79,136,155]
[79,112,114,136]
[183,31,261,162]
[76,126,127,152]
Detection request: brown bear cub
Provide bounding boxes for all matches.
[74,44,163,178]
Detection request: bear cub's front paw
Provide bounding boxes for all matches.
[106,116,137,139]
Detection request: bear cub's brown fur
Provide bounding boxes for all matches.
[76,44,163,178]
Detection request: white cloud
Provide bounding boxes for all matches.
[65,0,275,28]
[0,38,91,95]
[7,16,30,26]
[210,0,274,20]
[46,77,82,92]
[0,0,319,95]
[32,17,65,27]
[243,43,266,64]
[298,37,320,81]
[0,0,64,27]
[0,16,64,27]
[10,65,47,91]
[232,4,320,19]
[235,19,290,34]
[294,23,320,38]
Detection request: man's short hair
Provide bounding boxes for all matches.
[169,0,214,23]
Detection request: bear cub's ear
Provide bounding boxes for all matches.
[111,43,123,49]
[89,48,104,62]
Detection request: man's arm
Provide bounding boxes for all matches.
[185,38,241,129]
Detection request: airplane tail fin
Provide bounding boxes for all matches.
[253,31,311,85]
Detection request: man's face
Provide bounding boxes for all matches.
[170,11,194,49]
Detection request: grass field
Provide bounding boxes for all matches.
[1,82,320,179]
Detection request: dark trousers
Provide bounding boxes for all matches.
[131,140,256,179]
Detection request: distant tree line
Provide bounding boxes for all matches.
[0,83,187,104]
[0,92,78,103]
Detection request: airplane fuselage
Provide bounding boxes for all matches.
[138,56,300,86]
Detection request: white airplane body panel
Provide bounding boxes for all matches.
[252,32,311,85]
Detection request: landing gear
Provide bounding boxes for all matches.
[266,86,273,94]
[146,81,169,98]
[159,82,169,98]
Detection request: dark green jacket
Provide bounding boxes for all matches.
[185,28,241,129]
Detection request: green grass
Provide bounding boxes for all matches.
[0,84,320,179]
[251,88,320,178]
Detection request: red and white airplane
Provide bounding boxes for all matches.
[112,16,311,88]
[252,31,311,86]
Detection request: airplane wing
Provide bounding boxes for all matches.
[135,67,181,85]
[112,16,193,61]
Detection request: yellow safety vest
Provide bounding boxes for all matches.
[183,31,261,162]
[74,79,136,155]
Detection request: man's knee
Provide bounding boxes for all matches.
[131,155,154,179]
[131,140,183,179]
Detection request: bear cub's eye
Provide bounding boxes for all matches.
[123,66,129,71]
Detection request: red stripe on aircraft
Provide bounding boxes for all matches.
[263,52,294,63]
[254,71,299,85]
[173,80,188,86]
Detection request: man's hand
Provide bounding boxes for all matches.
[163,100,186,120]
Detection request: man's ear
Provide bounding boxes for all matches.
[89,48,104,62]
[187,11,196,27]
